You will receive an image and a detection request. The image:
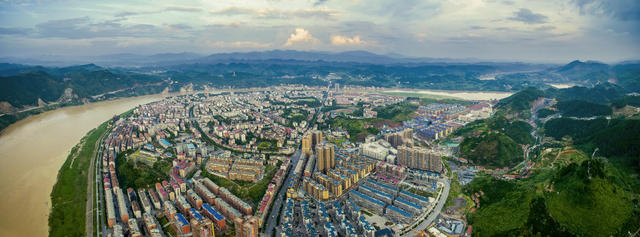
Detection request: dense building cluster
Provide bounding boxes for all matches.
[98,89,313,237]
[94,85,493,237]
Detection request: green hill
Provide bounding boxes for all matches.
[612,95,640,108]
[466,159,638,237]
[487,116,535,145]
[544,117,640,158]
[549,83,626,104]
[555,60,610,84]
[495,87,545,117]
[460,132,523,168]
[555,100,612,117]
[0,65,164,108]
[547,159,635,236]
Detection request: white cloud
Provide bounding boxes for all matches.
[208,7,337,19]
[330,35,367,45]
[284,28,318,46]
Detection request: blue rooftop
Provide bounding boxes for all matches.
[189,208,203,221]
[395,198,422,210]
[400,190,430,203]
[159,138,171,147]
[387,205,412,217]
[351,190,385,207]
[187,143,195,149]
[175,213,189,226]
[367,180,396,192]
[360,185,393,200]
[202,203,225,221]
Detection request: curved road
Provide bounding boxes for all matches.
[402,177,450,237]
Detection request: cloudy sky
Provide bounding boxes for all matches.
[0,0,638,63]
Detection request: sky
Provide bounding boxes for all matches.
[0,0,639,63]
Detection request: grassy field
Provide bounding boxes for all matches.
[49,121,109,237]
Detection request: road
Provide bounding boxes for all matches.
[86,125,110,237]
[402,177,451,237]
[264,149,302,237]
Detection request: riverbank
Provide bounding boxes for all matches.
[49,121,109,236]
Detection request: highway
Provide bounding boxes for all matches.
[402,177,451,237]
[264,149,302,237]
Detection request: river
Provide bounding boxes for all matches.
[0,94,168,236]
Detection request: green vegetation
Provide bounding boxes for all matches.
[445,174,463,208]
[544,117,640,158]
[466,176,534,236]
[546,159,634,236]
[465,161,637,237]
[556,100,612,117]
[373,101,418,123]
[327,117,381,142]
[257,141,278,151]
[612,95,640,108]
[159,216,177,236]
[0,65,164,108]
[202,163,279,206]
[212,115,232,125]
[463,85,640,237]
[115,151,171,190]
[456,116,533,168]
[537,108,555,118]
[486,116,535,145]
[282,108,309,127]
[291,97,321,107]
[49,121,108,237]
[327,137,347,147]
[550,83,626,104]
[465,119,639,237]
[460,132,523,168]
[495,87,544,117]
[452,119,489,136]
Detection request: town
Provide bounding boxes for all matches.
[96,85,496,237]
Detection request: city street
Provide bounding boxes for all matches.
[402,177,450,237]
[264,149,302,237]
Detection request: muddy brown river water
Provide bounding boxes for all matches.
[0,94,168,236]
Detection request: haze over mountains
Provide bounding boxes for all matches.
[1,50,639,115]
[2,50,552,67]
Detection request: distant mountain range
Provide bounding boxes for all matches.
[1,50,639,114]
[0,50,546,67]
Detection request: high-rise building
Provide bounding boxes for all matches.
[315,143,335,173]
[384,129,413,148]
[302,134,312,155]
[329,145,335,169]
[397,145,442,172]
[312,131,322,147]
[316,146,326,173]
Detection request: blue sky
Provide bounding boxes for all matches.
[0,0,638,63]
